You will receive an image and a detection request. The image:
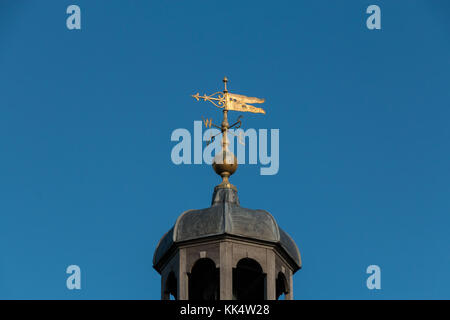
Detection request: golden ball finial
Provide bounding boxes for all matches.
[212,149,237,190]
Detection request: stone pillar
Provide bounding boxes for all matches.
[178,248,188,300]
[219,241,233,300]
[265,250,276,300]
[285,269,293,300]
[161,273,168,300]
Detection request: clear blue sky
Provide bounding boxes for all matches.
[1,0,449,299]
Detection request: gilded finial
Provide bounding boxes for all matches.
[223,77,228,93]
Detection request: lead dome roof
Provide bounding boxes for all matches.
[153,188,301,271]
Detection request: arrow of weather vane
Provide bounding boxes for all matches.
[191,77,266,115]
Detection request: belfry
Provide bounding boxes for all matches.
[153,78,301,300]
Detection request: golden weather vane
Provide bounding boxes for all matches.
[192,77,266,114]
[191,77,266,191]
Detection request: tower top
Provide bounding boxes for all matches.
[154,79,301,300]
[153,186,302,273]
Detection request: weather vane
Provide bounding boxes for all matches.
[191,77,266,191]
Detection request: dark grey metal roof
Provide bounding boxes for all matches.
[153,188,301,270]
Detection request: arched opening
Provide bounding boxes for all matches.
[164,271,177,300]
[233,258,265,300]
[276,272,289,300]
[188,258,219,300]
